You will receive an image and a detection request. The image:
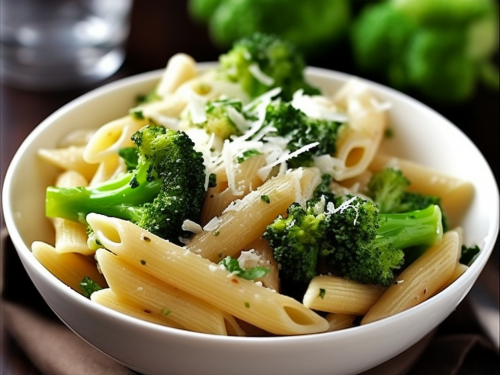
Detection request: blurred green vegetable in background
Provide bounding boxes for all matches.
[351,0,499,103]
[187,0,499,105]
[188,0,351,57]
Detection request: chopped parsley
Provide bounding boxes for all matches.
[319,288,326,299]
[208,173,217,188]
[129,108,145,120]
[261,195,270,204]
[161,308,172,316]
[236,149,262,163]
[219,256,270,280]
[80,276,102,298]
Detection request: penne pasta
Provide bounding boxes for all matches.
[31,241,107,294]
[95,248,235,335]
[325,313,358,332]
[89,154,127,186]
[200,153,268,225]
[187,172,302,262]
[156,53,198,97]
[361,230,461,324]
[86,214,329,336]
[52,170,93,255]
[303,275,386,315]
[38,146,99,181]
[83,115,148,164]
[91,288,185,329]
[314,78,388,181]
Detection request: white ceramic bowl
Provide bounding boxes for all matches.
[3,65,499,375]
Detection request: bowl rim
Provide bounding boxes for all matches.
[3,64,499,344]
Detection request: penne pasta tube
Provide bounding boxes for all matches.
[324,78,388,181]
[325,313,358,332]
[242,237,281,292]
[89,154,127,186]
[91,288,185,329]
[52,171,93,255]
[361,230,461,324]
[31,241,107,294]
[139,95,188,125]
[38,146,99,181]
[95,249,233,335]
[83,115,148,164]
[156,53,198,97]
[200,154,268,226]
[86,214,329,336]
[187,173,302,262]
[303,275,386,315]
[435,262,469,295]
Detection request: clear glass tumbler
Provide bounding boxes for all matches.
[0,0,133,90]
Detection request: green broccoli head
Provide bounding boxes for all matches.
[264,192,444,290]
[366,167,410,213]
[263,201,328,285]
[181,98,245,140]
[218,32,321,101]
[46,125,206,244]
[132,126,207,241]
[192,0,350,56]
[324,195,442,286]
[263,99,342,167]
[366,167,449,231]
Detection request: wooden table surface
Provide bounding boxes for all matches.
[1,1,498,374]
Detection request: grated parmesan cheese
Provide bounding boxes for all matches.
[248,64,275,86]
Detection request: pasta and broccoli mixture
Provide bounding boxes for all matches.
[33,33,479,336]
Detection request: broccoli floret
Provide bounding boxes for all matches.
[188,0,351,57]
[264,194,443,289]
[263,200,329,285]
[80,276,103,298]
[366,167,449,231]
[181,98,246,140]
[46,125,206,244]
[350,0,499,103]
[218,32,321,101]
[262,99,343,167]
[324,196,443,286]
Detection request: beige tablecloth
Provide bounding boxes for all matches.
[1,229,498,375]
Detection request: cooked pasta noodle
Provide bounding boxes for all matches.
[95,248,240,335]
[86,213,329,335]
[32,241,107,294]
[303,275,386,315]
[361,230,461,324]
[187,172,302,262]
[52,170,92,255]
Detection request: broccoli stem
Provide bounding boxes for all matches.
[45,173,161,224]
[375,204,443,250]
